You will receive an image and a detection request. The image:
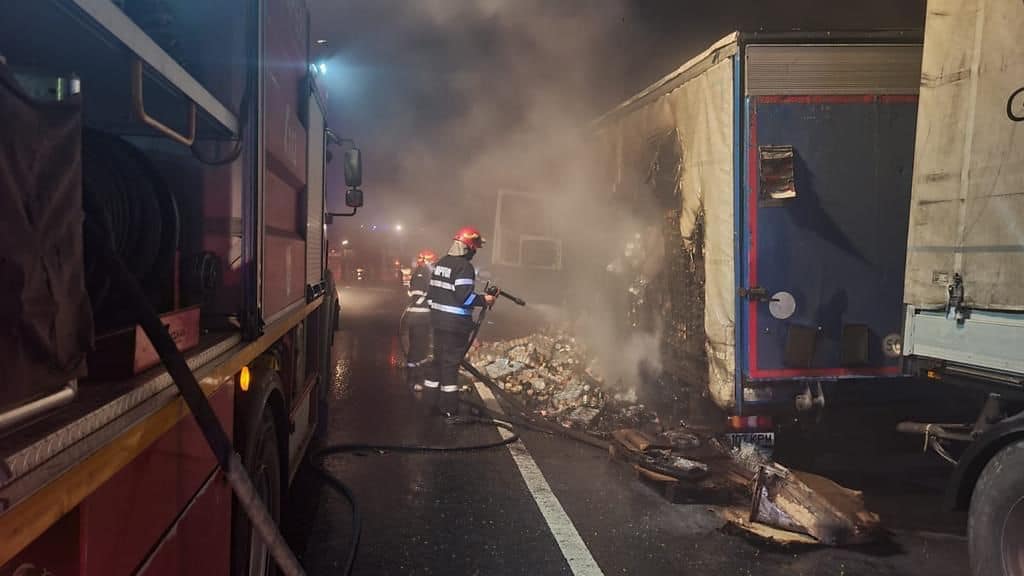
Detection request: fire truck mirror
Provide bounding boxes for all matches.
[346,187,364,208]
[344,148,363,187]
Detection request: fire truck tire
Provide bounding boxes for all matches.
[969,438,1024,576]
[232,406,283,576]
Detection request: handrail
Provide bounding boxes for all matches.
[0,382,77,434]
[55,0,238,135]
[131,58,197,147]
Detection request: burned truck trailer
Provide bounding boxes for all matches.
[592,32,922,420]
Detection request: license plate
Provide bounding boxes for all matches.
[726,432,775,451]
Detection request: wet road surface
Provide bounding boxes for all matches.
[286,317,969,575]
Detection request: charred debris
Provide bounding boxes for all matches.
[466,329,882,547]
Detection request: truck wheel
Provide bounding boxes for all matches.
[232,407,282,576]
[969,438,1024,576]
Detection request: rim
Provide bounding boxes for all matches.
[1003,495,1024,576]
[248,461,272,576]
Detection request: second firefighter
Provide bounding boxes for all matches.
[406,249,438,392]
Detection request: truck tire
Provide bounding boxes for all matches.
[232,407,282,576]
[969,438,1024,576]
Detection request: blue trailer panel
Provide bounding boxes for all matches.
[743,96,917,381]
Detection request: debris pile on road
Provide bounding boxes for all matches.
[467,330,882,547]
[608,427,881,547]
[467,330,658,436]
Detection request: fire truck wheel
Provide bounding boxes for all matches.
[969,438,1024,576]
[232,406,282,576]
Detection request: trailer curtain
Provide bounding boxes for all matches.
[905,0,1024,311]
[595,51,737,409]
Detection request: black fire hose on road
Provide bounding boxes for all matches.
[309,417,520,576]
[96,223,528,576]
[316,418,520,460]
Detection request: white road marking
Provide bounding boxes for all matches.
[474,382,605,576]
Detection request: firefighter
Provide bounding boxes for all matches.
[405,249,437,391]
[427,227,495,417]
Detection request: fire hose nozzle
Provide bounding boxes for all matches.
[485,284,526,306]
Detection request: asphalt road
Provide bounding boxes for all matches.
[285,314,969,576]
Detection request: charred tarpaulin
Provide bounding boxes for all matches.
[661,207,709,418]
[635,129,711,422]
[646,128,681,208]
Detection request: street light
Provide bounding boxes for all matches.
[395,224,403,232]
[341,239,350,246]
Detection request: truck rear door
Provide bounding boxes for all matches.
[740,43,921,386]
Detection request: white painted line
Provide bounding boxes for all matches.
[474,382,605,576]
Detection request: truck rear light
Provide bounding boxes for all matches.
[729,415,774,431]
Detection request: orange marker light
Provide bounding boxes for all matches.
[239,366,251,391]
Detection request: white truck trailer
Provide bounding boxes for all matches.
[900,1,1024,574]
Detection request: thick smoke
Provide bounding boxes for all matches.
[311,0,926,397]
[311,0,666,392]
[383,1,668,391]
[384,0,625,199]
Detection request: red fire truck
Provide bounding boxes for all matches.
[0,0,355,573]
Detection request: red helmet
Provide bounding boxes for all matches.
[453,226,486,250]
[417,249,438,265]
